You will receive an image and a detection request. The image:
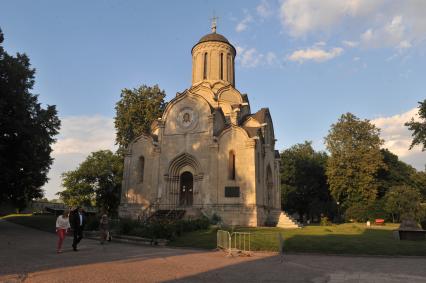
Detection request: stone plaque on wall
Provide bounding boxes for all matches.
[225,186,240,197]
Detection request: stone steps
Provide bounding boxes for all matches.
[276,211,302,229]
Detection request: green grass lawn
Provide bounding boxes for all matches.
[6,215,426,256]
[169,223,426,256]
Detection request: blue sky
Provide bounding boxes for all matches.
[1,0,425,199]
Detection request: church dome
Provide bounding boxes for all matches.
[191,22,236,86]
[198,33,230,44]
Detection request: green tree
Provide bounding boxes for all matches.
[0,28,61,209]
[280,141,332,221]
[325,113,384,210]
[377,149,426,198]
[405,99,426,151]
[384,185,424,222]
[58,150,123,216]
[114,85,167,150]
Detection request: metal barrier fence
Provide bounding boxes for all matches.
[217,230,252,256]
[217,230,285,255]
[217,230,231,251]
[230,232,251,256]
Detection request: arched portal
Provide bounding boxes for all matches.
[179,171,193,206]
[164,153,203,207]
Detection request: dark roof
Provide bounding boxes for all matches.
[252,108,269,124]
[198,33,230,44]
[192,32,236,54]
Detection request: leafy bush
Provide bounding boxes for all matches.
[345,201,387,222]
[114,216,210,240]
[345,203,369,222]
[320,216,331,226]
[210,213,222,225]
[421,219,426,230]
[117,218,139,234]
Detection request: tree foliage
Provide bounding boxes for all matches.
[114,85,167,150]
[377,149,426,198]
[325,113,384,209]
[280,141,332,220]
[58,150,123,216]
[384,185,424,222]
[0,28,60,209]
[405,99,426,151]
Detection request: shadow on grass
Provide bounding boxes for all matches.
[170,224,426,256]
[285,229,426,256]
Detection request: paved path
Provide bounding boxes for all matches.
[1,220,426,283]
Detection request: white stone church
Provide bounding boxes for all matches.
[119,26,298,227]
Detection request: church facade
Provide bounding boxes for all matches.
[119,28,282,226]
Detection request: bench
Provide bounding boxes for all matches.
[374,219,385,225]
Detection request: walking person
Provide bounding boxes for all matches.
[55,210,70,253]
[99,214,109,244]
[70,207,86,251]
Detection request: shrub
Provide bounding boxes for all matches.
[345,203,369,222]
[114,216,210,240]
[421,219,426,230]
[320,216,331,226]
[210,213,222,225]
[345,201,387,222]
[84,216,100,231]
[118,218,139,234]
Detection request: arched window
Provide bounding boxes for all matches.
[203,52,208,79]
[227,53,231,82]
[257,152,260,181]
[228,150,236,180]
[220,53,223,80]
[139,156,145,183]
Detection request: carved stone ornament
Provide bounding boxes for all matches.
[178,107,198,131]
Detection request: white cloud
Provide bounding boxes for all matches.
[287,46,343,63]
[236,13,253,32]
[43,115,116,199]
[236,46,278,68]
[361,29,373,42]
[238,47,262,67]
[280,0,426,49]
[280,0,383,37]
[371,107,426,170]
[265,52,277,65]
[361,16,409,49]
[398,40,412,50]
[342,40,359,48]
[257,0,272,18]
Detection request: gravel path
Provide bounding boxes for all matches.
[1,220,426,282]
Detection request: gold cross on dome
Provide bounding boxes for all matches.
[210,16,219,33]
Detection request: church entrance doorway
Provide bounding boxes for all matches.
[179,171,193,206]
